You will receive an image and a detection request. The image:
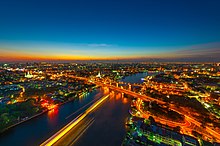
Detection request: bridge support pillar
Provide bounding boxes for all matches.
[128,84,131,90]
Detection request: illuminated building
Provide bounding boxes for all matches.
[25,71,34,78]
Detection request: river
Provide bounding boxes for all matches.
[0,72,149,146]
[120,72,149,84]
[0,88,105,146]
[72,72,149,146]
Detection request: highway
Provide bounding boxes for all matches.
[97,82,220,142]
[95,81,166,104]
[134,99,191,128]
[68,75,220,143]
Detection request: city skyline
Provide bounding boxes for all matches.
[0,0,220,62]
[1,1,220,145]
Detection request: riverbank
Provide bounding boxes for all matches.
[0,87,106,146]
[0,109,48,134]
[0,85,99,134]
[0,72,147,146]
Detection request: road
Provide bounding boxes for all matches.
[95,81,165,104]
[135,99,191,128]
[99,82,220,142]
[68,75,220,143]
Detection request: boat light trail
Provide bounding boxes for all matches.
[40,94,110,146]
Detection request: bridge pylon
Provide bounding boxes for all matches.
[128,84,132,90]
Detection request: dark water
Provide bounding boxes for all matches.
[0,73,147,146]
[121,72,148,84]
[74,72,150,146]
[75,93,130,146]
[0,88,105,146]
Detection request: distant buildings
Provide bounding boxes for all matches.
[25,71,33,78]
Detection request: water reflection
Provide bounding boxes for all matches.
[48,108,59,119]
[103,87,109,94]
[0,88,105,146]
[109,90,128,104]
[122,97,128,104]
[74,87,131,146]
[47,108,59,125]
[116,93,121,100]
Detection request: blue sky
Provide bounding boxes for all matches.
[0,0,220,61]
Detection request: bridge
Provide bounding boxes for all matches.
[40,75,220,145]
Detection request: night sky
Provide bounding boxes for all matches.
[0,0,220,62]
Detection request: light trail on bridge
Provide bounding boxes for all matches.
[68,75,220,142]
[40,94,110,146]
[135,99,191,128]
